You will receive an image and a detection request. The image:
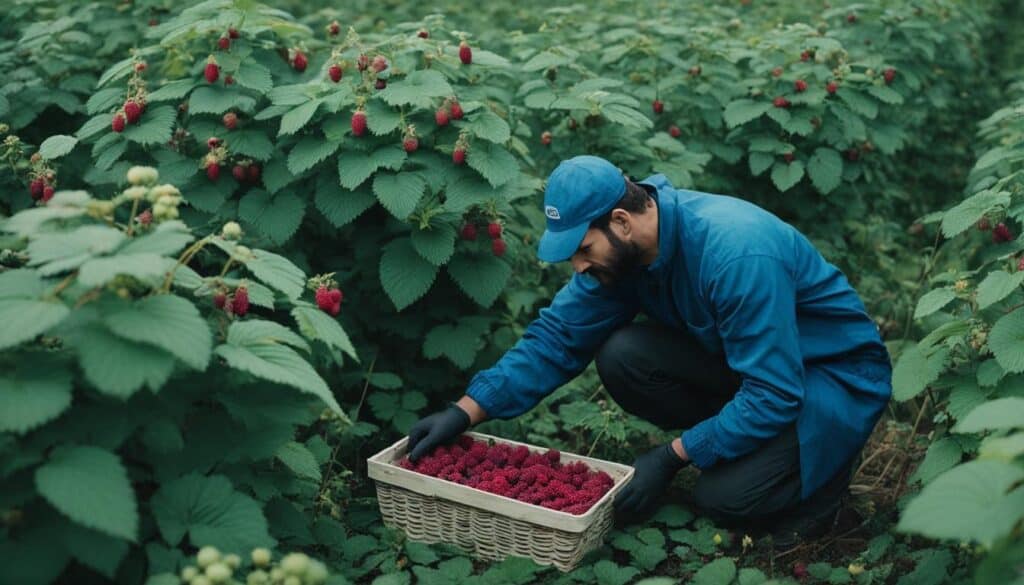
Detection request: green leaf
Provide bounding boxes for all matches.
[316,182,376,227]
[447,253,511,308]
[0,362,72,434]
[244,248,306,300]
[78,254,176,287]
[897,460,1024,546]
[957,397,1024,433]
[866,85,904,105]
[63,523,130,579]
[373,172,426,220]
[940,190,1012,238]
[146,79,196,102]
[693,558,737,585]
[423,318,490,369]
[808,147,842,194]
[467,141,520,188]
[651,504,694,527]
[150,473,274,553]
[365,98,402,136]
[977,359,1005,387]
[910,437,962,485]
[379,238,439,311]
[39,135,78,159]
[227,130,275,161]
[737,568,768,585]
[914,288,956,319]
[593,560,639,585]
[977,271,1024,310]
[35,445,138,541]
[770,160,804,191]
[188,87,253,115]
[276,442,322,482]
[411,223,456,266]
[893,343,950,401]
[102,295,212,370]
[292,305,359,361]
[0,298,70,350]
[0,268,46,298]
[234,60,273,94]
[86,87,123,114]
[226,319,310,352]
[378,70,453,108]
[28,224,123,275]
[122,105,177,146]
[287,136,341,175]
[601,104,653,129]
[120,221,194,256]
[723,99,772,128]
[748,152,774,176]
[71,324,176,397]
[238,190,305,245]
[279,99,322,136]
[371,573,410,585]
[468,109,512,143]
[837,88,878,119]
[214,341,340,415]
[989,310,1024,373]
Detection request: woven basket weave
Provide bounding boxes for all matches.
[367,431,634,572]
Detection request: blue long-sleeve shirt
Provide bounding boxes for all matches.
[466,174,893,498]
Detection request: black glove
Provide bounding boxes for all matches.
[614,443,689,520]
[406,403,471,462]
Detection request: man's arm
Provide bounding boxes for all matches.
[463,272,637,420]
[682,254,805,469]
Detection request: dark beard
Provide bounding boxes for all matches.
[587,226,643,286]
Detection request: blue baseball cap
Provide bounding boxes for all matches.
[537,155,626,263]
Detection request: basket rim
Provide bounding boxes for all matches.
[366,431,635,533]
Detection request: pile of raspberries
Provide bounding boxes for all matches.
[396,435,614,515]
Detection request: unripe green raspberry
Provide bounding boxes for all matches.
[191,576,212,585]
[269,568,285,582]
[197,546,221,568]
[283,577,301,585]
[304,560,329,584]
[164,207,180,220]
[182,566,199,581]
[148,184,181,202]
[233,245,253,259]
[251,548,272,567]
[224,553,241,569]
[153,202,169,219]
[247,570,270,585]
[127,165,159,186]
[280,552,309,576]
[123,186,148,201]
[222,221,243,240]
[205,562,232,583]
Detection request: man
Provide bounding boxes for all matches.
[406,155,893,546]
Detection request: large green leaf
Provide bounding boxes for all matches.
[423,317,491,369]
[291,305,359,360]
[39,134,78,159]
[35,445,138,541]
[373,172,426,220]
[150,473,274,553]
[692,557,737,585]
[892,343,950,401]
[78,254,176,287]
[122,105,177,146]
[468,109,511,144]
[71,323,177,397]
[956,397,1024,433]
[977,271,1024,310]
[244,248,306,300]
[909,437,963,485]
[988,310,1024,373]
[28,224,124,275]
[0,298,70,350]
[411,222,456,266]
[723,99,772,128]
[279,99,322,136]
[379,238,439,311]
[119,221,194,256]
[770,160,804,191]
[807,147,842,194]
[940,190,1011,238]
[287,135,342,175]
[238,190,305,245]
[593,560,639,585]
[378,70,453,108]
[102,295,212,370]
[276,442,322,482]
[227,130,275,161]
[446,253,511,308]
[467,141,520,188]
[914,288,956,319]
[0,359,72,434]
[316,182,376,227]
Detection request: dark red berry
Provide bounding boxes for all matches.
[403,137,419,153]
[228,27,239,39]
[135,62,147,72]
[124,100,142,124]
[845,148,860,161]
[794,79,808,92]
[29,179,44,199]
[351,110,367,136]
[883,68,896,84]
[847,12,857,23]
[357,54,369,71]
[112,113,126,132]
[435,108,449,126]
[223,112,238,130]
[207,162,220,181]
[42,186,54,202]
[492,238,507,257]
[652,99,664,114]
[487,222,502,239]
[207,136,221,150]
[213,292,227,309]
[541,131,552,145]
[669,125,681,138]
[375,78,387,90]
[224,75,234,85]
[771,66,783,77]
[292,50,308,72]
[450,101,464,120]
[315,286,333,311]
[977,217,991,231]
[459,41,472,65]
[773,96,790,108]
[452,148,466,165]
[204,62,219,83]
[800,50,811,61]
[328,21,340,36]
[328,64,342,83]
[218,36,230,50]
[460,224,477,241]
[784,152,795,163]
[372,55,388,72]
[688,65,701,76]
[993,223,1014,244]
[137,209,152,226]
[329,288,342,303]
[232,165,246,182]
[248,164,261,183]
[793,562,808,579]
[418,30,429,39]
[826,81,839,94]
[232,287,249,316]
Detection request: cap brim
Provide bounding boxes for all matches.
[537,222,590,263]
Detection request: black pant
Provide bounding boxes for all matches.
[594,322,850,527]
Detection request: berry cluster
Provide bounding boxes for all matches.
[396,435,614,515]
[315,285,343,316]
[460,220,507,257]
[213,285,250,317]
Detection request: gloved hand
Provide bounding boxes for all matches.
[614,443,689,520]
[406,403,471,462]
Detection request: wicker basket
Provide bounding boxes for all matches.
[367,431,635,572]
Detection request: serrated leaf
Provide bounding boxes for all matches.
[940,190,1011,238]
[373,172,426,220]
[63,523,130,580]
[467,141,519,188]
[244,247,306,300]
[447,253,511,308]
[893,343,950,401]
[411,223,456,266]
[468,109,511,143]
[120,221,194,256]
[724,99,772,128]
[287,136,341,174]
[316,180,376,227]
[227,130,275,161]
[71,324,176,397]
[78,254,176,287]
[122,105,177,146]
[86,87,123,114]
[957,397,1024,433]
[837,88,878,119]
[35,446,138,541]
[146,79,196,102]
[279,99,322,136]
[102,295,212,370]
[989,310,1024,373]
[238,190,305,245]
[910,437,962,485]
[808,147,842,194]
[214,342,340,414]
[378,70,453,108]
[150,473,274,553]
[39,135,77,159]
[379,238,438,311]
[593,560,639,585]
[228,319,310,352]
[693,557,736,585]
[76,113,112,141]
[867,85,904,105]
[234,60,273,93]
[602,104,653,129]
[748,152,774,176]
[423,318,489,369]
[914,288,956,319]
[291,305,359,361]
[365,99,402,136]
[0,298,70,350]
[0,362,72,434]
[976,270,1024,309]
[276,442,322,482]
[188,86,254,115]
[770,161,804,191]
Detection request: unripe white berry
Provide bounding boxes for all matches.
[127,165,159,186]
[123,186,148,201]
[251,547,272,567]
[205,562,232,583]
[181,566,199,581]
[222,221,243,240]
[196,546,221,568]
[280,552,309,576]
[224,553,241,569]
[246,570,270,585]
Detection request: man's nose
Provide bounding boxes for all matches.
[571,255,590,274]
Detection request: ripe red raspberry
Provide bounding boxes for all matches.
[459,41,472,65]
[357,54,369,71]
[845,148,860,162]
[232,165,246,182]
[213,292,227,309]
[487,222,502,239]
[771,67,783,77]
[435,108,449,126]
[977,217,991,231]
[207,162,220,181]
[223,112,238,130]
[449,102,465,121]
[883,68,896,84]
[207,136,221,150]
[248,164,261,183]
[137,209,153,226]
[328,21,340,36]
[826,81,839,94]
[232,287,249,316]
[329,288,342,304]
[135,62,147,72]
[375,78,387,90]
[541,131,552,145]
[460,223,477,240]
[794,79,807,92]
[652,99,664,114]
[315,286,333,311]
[452,147,467,165]
[204,61,220,83]
[689,65,701,76]
[784,152,795,163]
[329,64,342,83]
[351,110,367,136]
[669,125,681,138]
[544,449,560,464]
[773,96,790,108]
[124,100,142,124]
[29,179,44,199]
[403,136,419,153]
[846,12,857,23]
[218,36,230,50]
[372,55,388,72]
[224,75,235,85]
[41,185,55,202]
[800,50,811,61]
[993,223,1014,243]
[228,27,239,39]
[292,50,308,72]
[111,113,126,133]
[491,238,507,257]
[418,30,429,39]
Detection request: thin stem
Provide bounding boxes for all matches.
[160,236,211,293]
[125,198,140,237]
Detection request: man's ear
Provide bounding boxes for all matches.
[610,208,632,236]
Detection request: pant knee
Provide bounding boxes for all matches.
[594,326,640,400]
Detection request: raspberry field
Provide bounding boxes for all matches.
[1,0,1023,584]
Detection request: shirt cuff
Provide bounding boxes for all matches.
[465,372,505,419]
[682,421,720,470]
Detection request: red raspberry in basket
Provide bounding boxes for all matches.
[544,449,560,464]
[457,435,475,450]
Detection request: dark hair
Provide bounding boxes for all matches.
[589,179,652,232]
